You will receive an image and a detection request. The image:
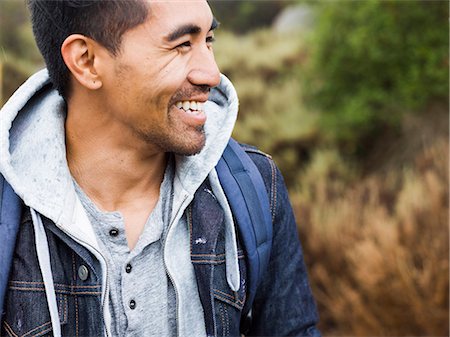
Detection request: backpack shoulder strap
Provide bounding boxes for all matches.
[215,138,273,317]
[0,175,22,316]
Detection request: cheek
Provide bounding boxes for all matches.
[123,57,189,113]
[158,56,190,85]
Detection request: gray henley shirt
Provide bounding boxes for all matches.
[73,159,177,337]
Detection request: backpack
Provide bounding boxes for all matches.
[0,138,273,322]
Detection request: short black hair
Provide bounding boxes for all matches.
[28,0,149,99]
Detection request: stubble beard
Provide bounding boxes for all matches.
[135,111,206,156]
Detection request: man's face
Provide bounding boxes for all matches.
[97,0,220,156]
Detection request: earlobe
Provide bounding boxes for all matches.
[61,34,103,90]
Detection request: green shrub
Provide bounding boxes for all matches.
[302,0,449,155]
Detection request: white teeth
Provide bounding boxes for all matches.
[175,100,205,112]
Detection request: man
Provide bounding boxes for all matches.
[0,0,320,336]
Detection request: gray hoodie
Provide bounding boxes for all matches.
[0,69,240,337]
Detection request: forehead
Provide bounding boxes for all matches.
[146,0,213,31]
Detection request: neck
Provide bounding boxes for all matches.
[65,96,167,212]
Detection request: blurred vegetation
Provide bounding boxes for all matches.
[0,0,43,102]
[215,0,449,182]
[213,3,449,334]
[301,0,449,158]
[1,1,448,335]
[214,29,316,183]
[209,0,292,34]
[295,134,449,335]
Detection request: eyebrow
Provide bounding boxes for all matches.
[166,16,220,42]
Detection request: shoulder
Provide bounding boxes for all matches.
[238,142,275,178]
[237,142,282,220]
[238,142,278,184]
[238,143,272,160]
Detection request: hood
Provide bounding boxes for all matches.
[0,68,238,230]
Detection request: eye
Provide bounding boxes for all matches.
[176,41,191,50]
[206,36,216,44]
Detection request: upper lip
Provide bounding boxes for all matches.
[175,96,209,103]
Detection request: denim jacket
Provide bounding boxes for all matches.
[0,146,320,337]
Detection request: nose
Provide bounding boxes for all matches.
[187,46,221,88]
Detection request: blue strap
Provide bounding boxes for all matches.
[0,176,22,316]
[216,139,273,317]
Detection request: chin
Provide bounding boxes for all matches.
[136,125,206,156]
[155,128,206,156]
[173,136,206,156]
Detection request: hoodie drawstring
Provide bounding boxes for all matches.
[31,208,62,337]
[208,169,240,292]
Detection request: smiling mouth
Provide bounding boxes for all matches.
[175,100,205,115]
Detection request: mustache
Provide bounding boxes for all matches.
[168,85,211,105]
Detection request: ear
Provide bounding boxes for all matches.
[61,34,103,90]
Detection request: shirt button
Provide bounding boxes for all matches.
[109,228,119,237]
[78,265,89,281]
[129,299,136,310]
[125,264,132,273]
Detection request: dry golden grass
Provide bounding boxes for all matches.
[293,138,449,336]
